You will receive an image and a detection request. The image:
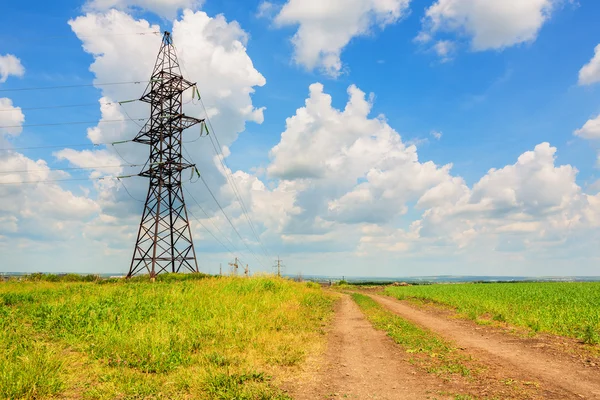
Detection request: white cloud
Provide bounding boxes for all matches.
[274,0,411,77]
[579,44,600,86]
[415,142,583,251]
[0,54,24,83]
[431,130,442,140]
[0,150,100,242]
[84,0,202,19]
[574,114,600,140]
[228,82,600,276]
[256,1,279,19]
[419,0,557,57]
[60,9,268,262]
[54,148,124,175]
[433,40,455,61]
[265,83,457,231]
[0,98,25,136]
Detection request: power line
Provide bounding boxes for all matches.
[196,172,266,269]
[0,101,122,113]
[0,143,108,152]
[117,178,144,203]
[0,102,98,112]
[200,97,272,261]
[174,49,272,264]
[0,30,160,43]
[0,164,140,175]
[0,80,150,93]
[183,184,249,263]
[186,207,238,259]
[0,139,136,152]
[0,118,146,129]
[0,176,113,185]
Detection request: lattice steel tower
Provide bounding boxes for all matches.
[128,31,204,278]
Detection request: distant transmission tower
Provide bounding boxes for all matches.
[229,257,240,276]
[128,31,205,278]
[273,256,285,277]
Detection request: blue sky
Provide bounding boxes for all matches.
[1,0,600,277]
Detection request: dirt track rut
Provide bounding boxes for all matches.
[371,293,600,399]
[290,295,451,399]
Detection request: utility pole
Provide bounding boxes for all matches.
[273,256,285,277]
[229,257,240,276]
[244,264,249,277]
[219,263,222,276]
[127,31,205,278]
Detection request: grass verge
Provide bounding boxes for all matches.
[351,293,543,399]
[351,293,472,379]
[0,276,335,399]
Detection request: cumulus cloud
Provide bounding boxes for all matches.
[273,0,411,77]
[236,81,600,273]
[0,54,24,83]
[264,82,458,237]
[61,9,268,260]
[579,44,600,86]
[574,114,600,140]
[0,150,100,243]
[418,0,557,57]
[84,0,202,19]
[415,142,583,251]
[0,98,25,136]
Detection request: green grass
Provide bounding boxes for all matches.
[385,282,600,342]
[0,275,335,399]
[351,293,472,378]
[352,293,544,399]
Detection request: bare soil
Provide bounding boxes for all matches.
[371,293,600,400]
[287,295,457,399]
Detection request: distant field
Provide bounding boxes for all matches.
[0,275,334,399]
[385,282,600,343]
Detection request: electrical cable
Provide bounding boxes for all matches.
[117,178,144,203]
[183,184,249,262]
[119,103,146,128]
[0,143,106,152]
[0,118,146,129]
[192,89,271,261]
[0,176,113,185]
[0,139,135,152]
[0,164,141,175]
[0,102,101,112]
[203,113,272,262]
[182,144,266,268]
[186,207,239,259]
[0,98,141,113]
[0,31,160,43]
[196,172,266,269]
[0,80,150,93]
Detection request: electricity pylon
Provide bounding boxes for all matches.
[128,31,205,278]
[273,256,285,277]
[244,264,249,277]
[229,257,240,276]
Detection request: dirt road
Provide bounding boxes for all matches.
[290,295,454,399]
[371,294,600,399]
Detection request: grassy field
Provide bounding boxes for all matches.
[0,275,335,399]
[385,282,600,343]
[352,293,545,399]
[351,293,472,378]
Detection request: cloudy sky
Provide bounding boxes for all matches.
[1,0,600,277]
